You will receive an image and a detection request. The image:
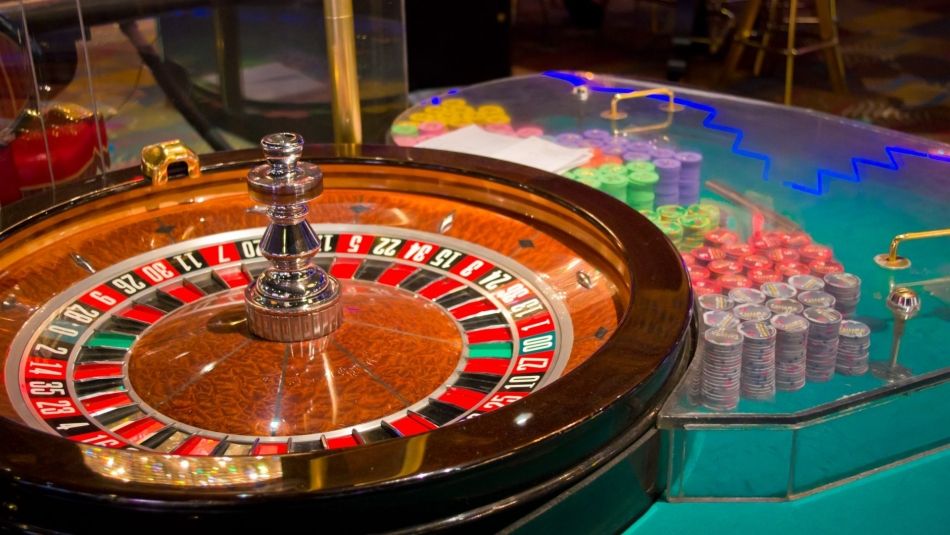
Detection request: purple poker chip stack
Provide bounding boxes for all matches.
[651,147,676,160]
[622,151,652,162]
[583,128,612,141]
[627,140,653,153]
[803,306,842,382]
[555,133,584,147]
[739,320,777,401]
[701,328,744,411]
[653,158,681,206]
[602,143,627,156]
[676,151,703,205]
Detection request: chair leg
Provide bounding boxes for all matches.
[754,0,779,76]
[783,0,799,105]
[816,0,848,93]
[723,0,763,82]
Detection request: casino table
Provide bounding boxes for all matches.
[0,71,948,534]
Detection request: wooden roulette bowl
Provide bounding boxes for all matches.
[0,143,691,532]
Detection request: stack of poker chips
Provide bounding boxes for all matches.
[767,298,804,315]
[770,313,809,391]
[701,328,744,411]
[595,163,628,202]
[837,320,871,375]
[797,290,836,309]
[653,158,682,206]
[823,273,861,318]
[687,203,721,228]
[788,274,825,293]
[739,320,777,400]
[803,307,842,382]
[733,303,772,322]
[689,310,740,404]
[728,287,766,305]
[626,167,659,211]
[679,214,712,250]
[676,151,703,205]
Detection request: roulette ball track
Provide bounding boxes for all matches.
[0,143,691,532]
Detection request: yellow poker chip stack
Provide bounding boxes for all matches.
[401,98,511,132]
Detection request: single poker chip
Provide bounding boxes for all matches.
[771,312,809,333]
[798,290,836,308]
[728,287,767,305]
[786,231,813,248]
[698,293,735,311]
[741,254,773,272]
[776,261,811,277]
[703,310,740,331]
[718,274,753,290]
[723,242,755,260]
[749,232,785,250]
[708,259,744,276]
[760,281,797,299]
[704,228,740,247]
[809,260,844,276]
[799,244,833,262]
[692,246,727,265]
[692,278,723,295]
[767,298,805,315]
[767,248,800,263]
[687,265,711,281]
[749,268,782,284]
[733,303,772,321]
[788,274,825,291]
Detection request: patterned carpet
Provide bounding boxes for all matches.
[511,0,950,143]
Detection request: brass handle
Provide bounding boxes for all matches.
[874,228,950,270]
[140,140,200,186]
[600,87,678,135]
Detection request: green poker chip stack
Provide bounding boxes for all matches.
[657,204,687,223]
[597,167,628,202]
[627,170,659,211]
[390,122,419,137]
[657,220,683,246]
[680,214,710,251]
[687,203,721,228]
[624,160,655,175]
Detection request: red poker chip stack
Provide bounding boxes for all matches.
[786,231,812,248]
[718,274,753,290]
[810,259,844,276]
[692,246,727,266]
[708,259,743,277]
[687,265,711,281]
[799,244,833,263]
[723,242,755,260]
[775,261,811,278]
[749,268,782,284]
[704,228,740,248]
[692,278,722,296]
[767,248,800,263]
[741,254,773,273]
[749,232,785,250]
[682,252,697,266]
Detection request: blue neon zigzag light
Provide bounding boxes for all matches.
[540,71,950,196]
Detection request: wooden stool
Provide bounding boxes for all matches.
[722,0,847,104]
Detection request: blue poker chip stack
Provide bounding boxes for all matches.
[675,151,703,205]
[837,320,871,375]
[770,313,809,391]
[804,306,842,382]
[739,320,777,401]
[652,158,681,206]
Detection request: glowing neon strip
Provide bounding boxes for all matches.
[540,71,949,196]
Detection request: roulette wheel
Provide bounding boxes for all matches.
[0,134,691,532]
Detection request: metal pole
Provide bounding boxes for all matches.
[324,0,362,144]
